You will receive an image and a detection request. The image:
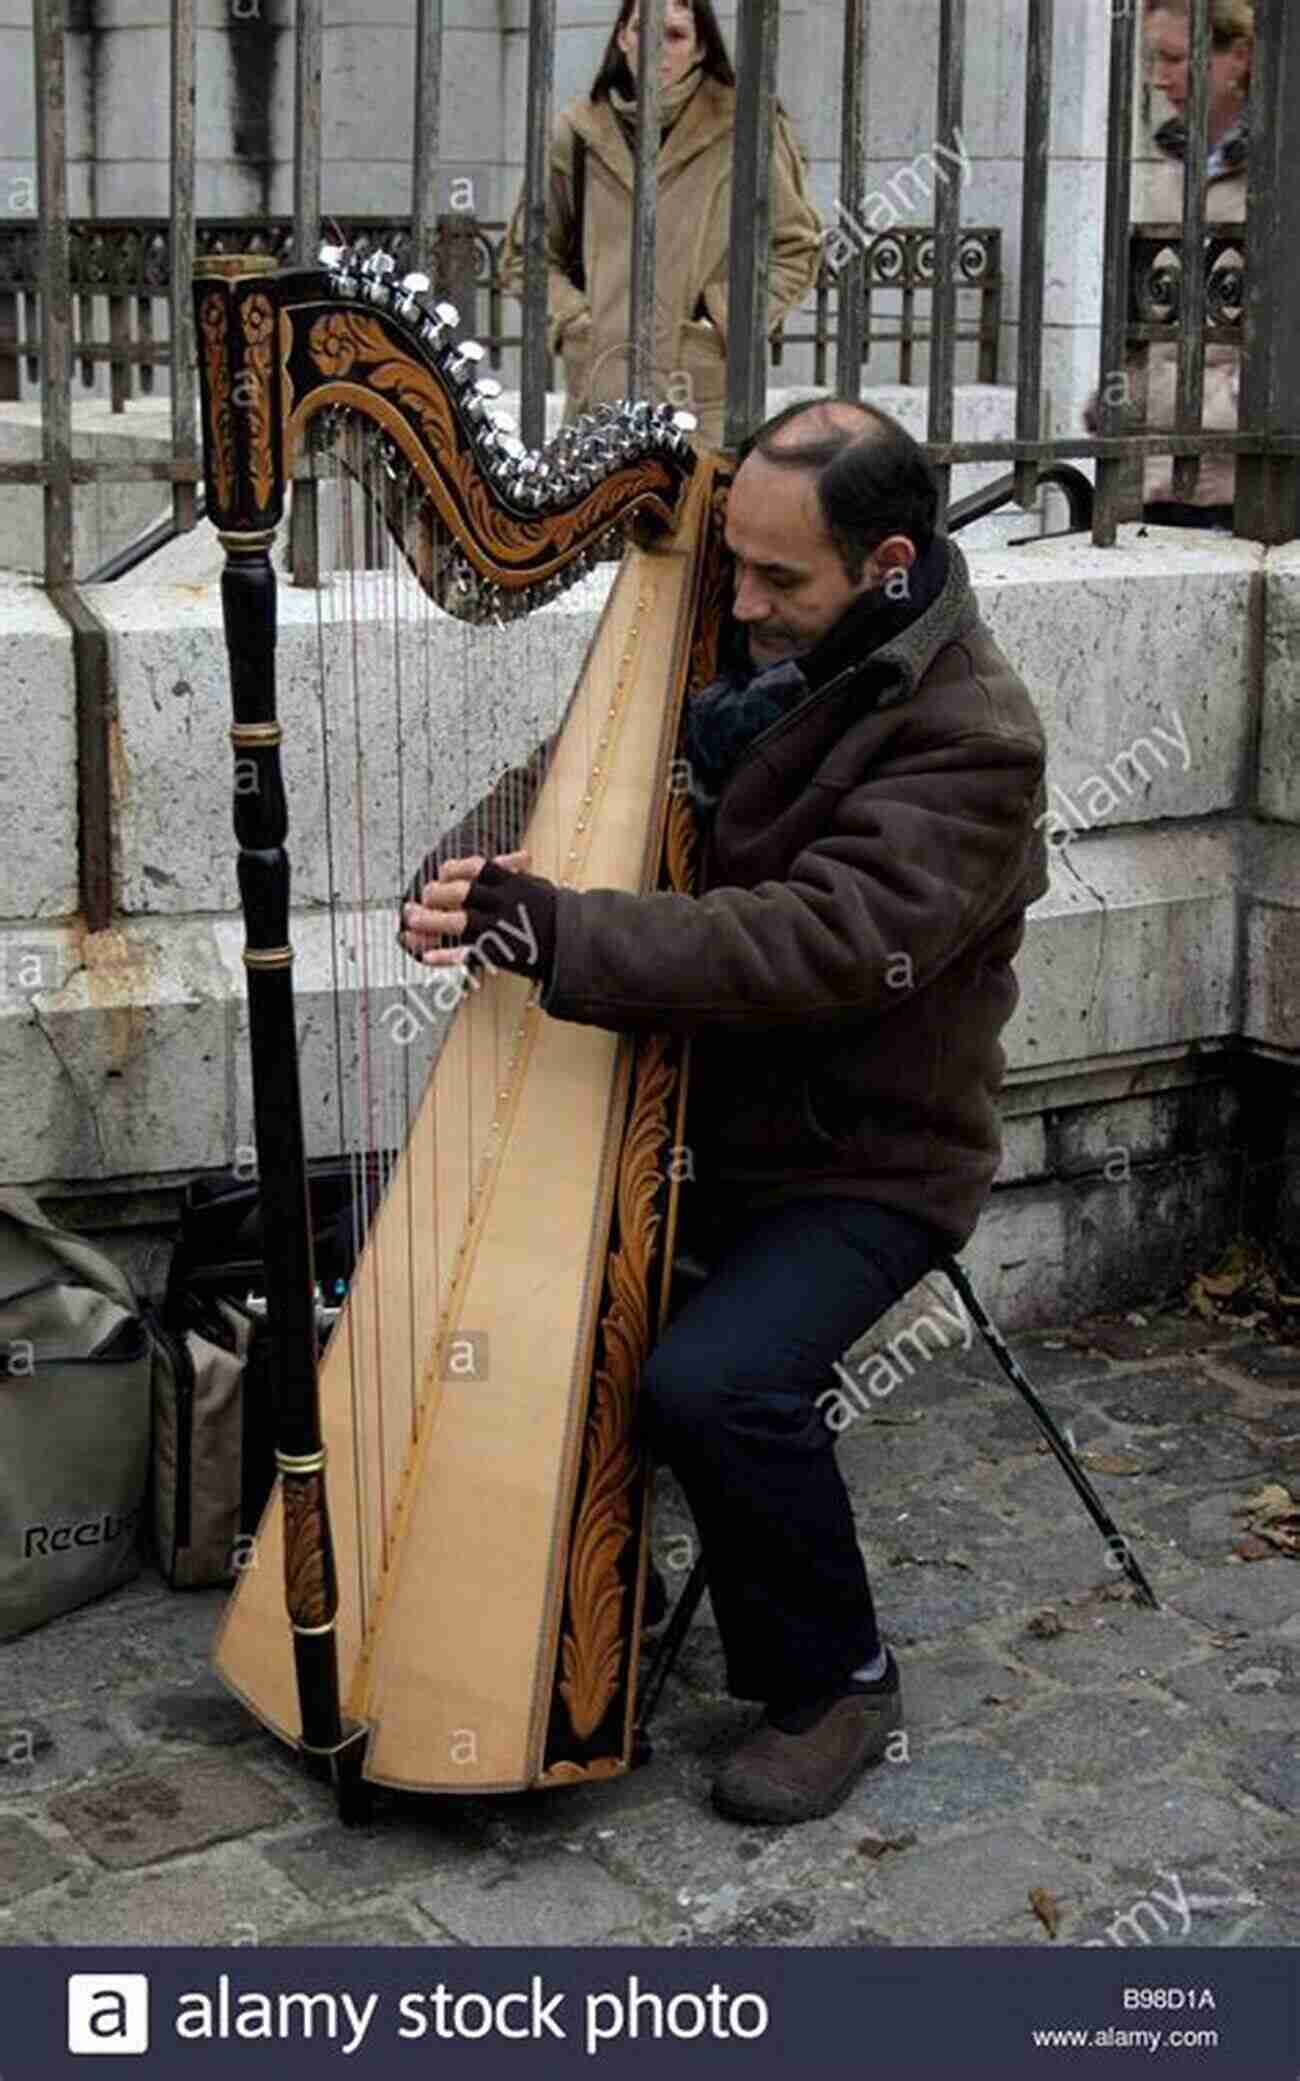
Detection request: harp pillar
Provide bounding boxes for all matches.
[194,254,369,1809]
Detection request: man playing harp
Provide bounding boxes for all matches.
[402,397,1048,1826]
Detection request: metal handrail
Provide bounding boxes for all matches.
[947,462,1094,535]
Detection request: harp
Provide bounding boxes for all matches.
[192,246,731,1812]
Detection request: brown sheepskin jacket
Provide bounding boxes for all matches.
[541,542,1049,1249]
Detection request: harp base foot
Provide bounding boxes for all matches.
[297,1723,373,1823]
[331,1727,373,1826]
[336,1771,374,1828]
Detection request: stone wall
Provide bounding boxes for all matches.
[2,531,1297,1324]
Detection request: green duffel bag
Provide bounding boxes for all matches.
[0,1187,153,1640]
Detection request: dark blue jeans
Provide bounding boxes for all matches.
[638,1196,944,1707]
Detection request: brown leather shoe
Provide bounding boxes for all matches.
[711,1658,903,1824]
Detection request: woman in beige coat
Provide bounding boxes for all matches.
[1087,0,1252,524]
[500,0,823,451]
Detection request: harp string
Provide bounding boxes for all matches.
[389,462,418,1452]
[311,424,371,1639]
[338,432,383,1602]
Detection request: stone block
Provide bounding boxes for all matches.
[1041,1775,1289,1880]
[125,1680,263,1750]
[1006,1605,1208,1685]
[585,1792,782,1913]
[0,1577,220,1715]
[1010,826,1240,1072]
[0,401,182,578]
[1159,1643,1300,1737]
[0,923,230,1184]
[1071,1852,1272,1948]
[49,1757,296,1869]
[264,1807,496,1904]
[1260,540,1300,824]
[1042,162,1107,332]
[414,1848,649,1944]
[1159,1560,1300,1637]
[1221,1732,1300,1817]
[988,1690,1196,1786]
[0,1704,131,1795]
[1244,829,1300,1053]
[998,1113,1047,1181]
[274,1910,434,1944]
[866,1823,1094,1944]
[975,534,1260,825]
[29,1841,311,1946]
[0,581,77,917]
[98,570,610,919]
[1046,1080,1239,1183]
[1094,1368,1237,1428]
[0,1817,76,1909]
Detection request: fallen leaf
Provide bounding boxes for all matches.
[1235,1483,1295,1523]
[857,1829,916,1860]
[1200,1270,1247,1300]
[1026,1607,1065,1638]
[1079,1449,1146,1476]
[1257,1514,1300,1556]
[1234,1533,1275,1562]
[1029,1886,1062,1939]
[943,1549,974,1571]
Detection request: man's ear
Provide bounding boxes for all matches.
[863,533,917,591]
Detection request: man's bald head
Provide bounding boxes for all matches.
[738,395,939,583]
[762,398,881,453]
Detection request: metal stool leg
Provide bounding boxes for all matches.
[942,1256,1159,1609]
[632,1553,710,1759]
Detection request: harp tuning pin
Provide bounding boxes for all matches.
[434,300,460,330]
[672,410,698,434]
[445,339,486,386]
[402,271,430,294]
[361,251,396,304]
[319,242,345,270]
[474,377,503,402]
[489,408,518,435]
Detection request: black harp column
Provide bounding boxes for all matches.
[192,255,367,1809]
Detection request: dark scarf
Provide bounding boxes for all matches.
[683,536,950,816]
[1154,110,1247,180]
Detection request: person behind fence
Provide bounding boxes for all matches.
[1084,0,1252,527]
[401,396,1048,1825]
[499,0,822,450]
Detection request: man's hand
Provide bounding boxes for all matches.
[400,851,558,984]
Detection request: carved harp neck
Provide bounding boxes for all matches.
[194,247,697,615]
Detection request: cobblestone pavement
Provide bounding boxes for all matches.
[2,1305,1297,1950]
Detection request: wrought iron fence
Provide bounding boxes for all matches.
[0,219,1003,407]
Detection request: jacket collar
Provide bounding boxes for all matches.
[566,76,736,190]
[805,537,980,711]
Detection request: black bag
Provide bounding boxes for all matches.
[152,1160,379,1589]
